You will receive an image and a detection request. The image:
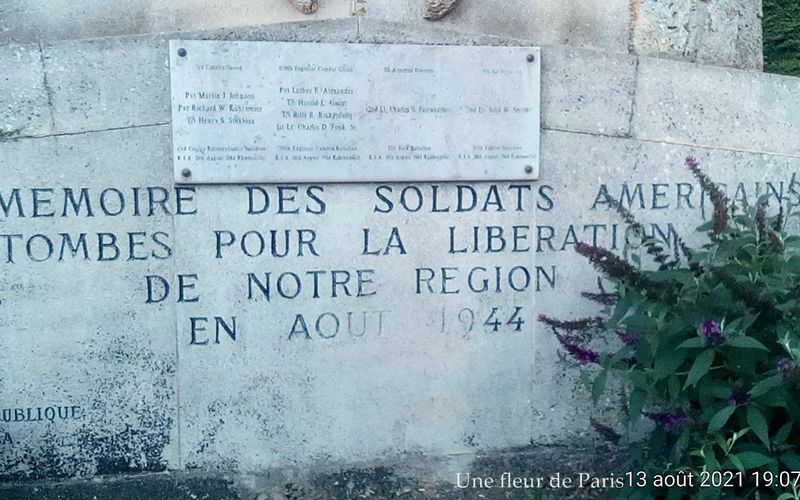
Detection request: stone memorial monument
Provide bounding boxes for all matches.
[1,0,798,498]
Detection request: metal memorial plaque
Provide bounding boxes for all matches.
[169,40,540,184]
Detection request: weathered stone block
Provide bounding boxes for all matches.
[42,37,171,134]
[631,0,763,70]
[0,44,52,138]
[633,57,800,156]
[541,46,637,137]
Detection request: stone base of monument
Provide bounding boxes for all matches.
[0,443,620,499]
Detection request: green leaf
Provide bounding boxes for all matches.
[732,428,750,443]
[628,491,650,500]
[677,337,705,349]
[607,291,635,328]
[685,349,716,388]
[703,443,721,472]
[785,235,800,249]
[774,421,793,445]
[756,387,789,408]
[746,406,771,450]
[750,374,784,397]
[655,348,688,381]
[708,406,737,432]
[727,453,745,472]
[735,451,775,469]
[700,380,734,399]
[698,488,722,500]
[628,389,646,424]
[624,314,657,333]
[738,314,759,332]
[673,428,691,463]
[714,433,729,452]
[610,345,635,367]
[780,453,800,470]
[629,371,650,391]
[726,336,770,351]
[697,220,714,232]
[668,375,681,401]
[592,369,607,404]
[579,371,593,391]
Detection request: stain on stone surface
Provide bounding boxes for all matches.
[0,474,240,500]
[0,331,176,480]
[185,373,296,469]
[311,466,406,499]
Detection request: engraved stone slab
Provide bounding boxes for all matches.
[169,40,540,183]
[172,181,537,469]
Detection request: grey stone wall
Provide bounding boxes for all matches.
[0,14,796,494]
[0,7,800,498]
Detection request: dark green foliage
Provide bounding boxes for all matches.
[763,0,800,77]
[543,159,800,499]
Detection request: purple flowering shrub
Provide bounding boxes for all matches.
[540,158,800,499]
